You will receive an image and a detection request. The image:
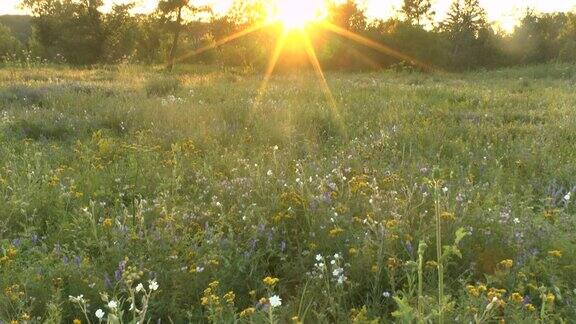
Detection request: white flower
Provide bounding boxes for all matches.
[273,145,279,151]
[564,192,571,201]
[442,187,448,193]
[333,253,340,259]
[315,254,323,261]
[68,295,85,303]
[383,291,391,298]
[337,275,346,284]
[135,283,144,293]
[95,309,105,319]
[269,295,282,308]
[107,300,118,310]
[267,170,273,176]
[149,279,159,291]
[513,218,520,224]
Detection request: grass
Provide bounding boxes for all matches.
[0,63,575,322]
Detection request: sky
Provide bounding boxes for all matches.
[2,0,576,31]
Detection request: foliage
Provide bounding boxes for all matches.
[1,64,576,322]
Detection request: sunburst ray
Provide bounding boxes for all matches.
[167,22,269,68]
[321,22,435,72]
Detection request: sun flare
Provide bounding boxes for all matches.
[271,0,328,30]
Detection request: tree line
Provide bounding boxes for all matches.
[0,0,575,71]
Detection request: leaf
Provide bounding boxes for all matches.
[454,227,468,245]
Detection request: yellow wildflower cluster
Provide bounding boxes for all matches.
[349,175,373,195]
[239,307,256,318]
[102,218,113,229]
[280,190,306,209]
[350,305,379,323]
[329,227,344,238]
[263,276,280,286]
[498,259,514,270]
[201,281,222,307]
[548,250,562,258]
[543,209,559,223]
[510,292,524,303]
[5,284,24,301]
[441,212,456,221]
[272,212,294,223]
[223,291,235,305]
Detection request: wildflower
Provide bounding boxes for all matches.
[548,250,562,258]
[315,254,323,261]
[102,218,113,228]
[135,283,144,292]
[263,276,280,286]
[564,192,571,202]
[69,295,85,303]
[107,300,117,310]
[267,170,273,176]
[95,309,105,319]
[510,292,523,303]
[292,316,302,323]
[426,260,438,268]
[498,259,513,270]
[149,279,159,291]
[466,285,480,297]
[329,227,344,237]
[348,247,358,256]
[525,303,536,312]
[240,307,256,317]
[544,293,555,303]
[249,290,256,298]
[383,291,391,298]
[223,291,235,304]
[269,295,282,308]
[73,319,81,324]
[440,212,456,221]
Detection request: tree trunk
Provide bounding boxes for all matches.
[167,5,183,72]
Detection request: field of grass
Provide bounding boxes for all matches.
[0,63,575,323]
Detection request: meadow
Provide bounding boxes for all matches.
[0,63,575,323]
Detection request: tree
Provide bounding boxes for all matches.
[158,0,210,71]
[0,23,22,61]
[102,3,140,63]
[401,0,434,26]
[21,0,106,64]
[440,0,488,69]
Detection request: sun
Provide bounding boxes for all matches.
[271,0,328,30]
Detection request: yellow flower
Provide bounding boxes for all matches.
[498,259,513,270]
[223,291,235,304]
[329,227,344,238]
[240,307,256,317]
[263,276,280,286]
[348,247,358,257]
[208,280,220,289]
[73,319,82,324]
[525,303,536,312]
[102,218,113,228]
[426,260,438,268]
[292,316,302,324]
[371,265,379,273]
[466,285,480,297]
[510,292,523,303]
[7,247,17,258]
[440,212,456,221]
[249,290,256,297]
[544,293,555,303]
[548,250,562,258]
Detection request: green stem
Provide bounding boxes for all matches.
[435,181,444,324]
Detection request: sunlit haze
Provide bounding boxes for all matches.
[2,0,576,31]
